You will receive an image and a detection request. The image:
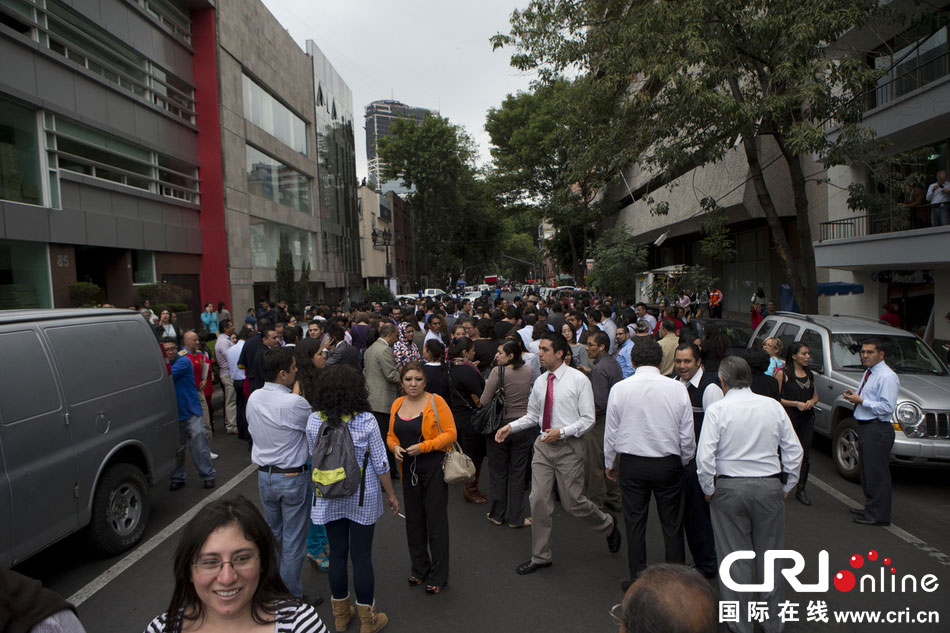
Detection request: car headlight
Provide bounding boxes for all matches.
[894,401,925,438]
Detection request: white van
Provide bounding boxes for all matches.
[0,309,178,566]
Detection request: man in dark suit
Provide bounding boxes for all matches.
[325,320,361,369]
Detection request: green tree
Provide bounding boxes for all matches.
[296,260,311,315]
[275,247,295,312]
[364,283,395,304]
[586,228,647,300]
[378,114,499,288]
[493,0,906,313]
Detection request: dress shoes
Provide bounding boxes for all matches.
[203,479,215,489]
[516,560,552,575]
[606,513,622,554]
[168,481,185,491]
[849,507,866,516]
[795,489,812,506]
[853,517,889,526]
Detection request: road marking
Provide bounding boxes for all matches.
[68,463,258,606]
[810,474,950,567]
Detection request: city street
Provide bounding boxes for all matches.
[12,427,950,633]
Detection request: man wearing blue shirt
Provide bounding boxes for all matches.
[163,339,215,491]
[843,338,900,526]
[615,326,635,379]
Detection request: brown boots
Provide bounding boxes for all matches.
[462,459,487,504]
[356,601,388,633]
[331,596,355,632]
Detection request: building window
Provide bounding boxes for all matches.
[0,97,42,205]
[245,145,312,213]
[131,0,191,45]
[242,74,308,155]
[132,250,155,284]
[870,17,950,109]
[0,239,52,308]
[249,219,315,270]
[46,114,199,203]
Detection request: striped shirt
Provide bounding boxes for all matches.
[144,600,327,633]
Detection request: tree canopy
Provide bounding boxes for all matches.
[493,0,903,312]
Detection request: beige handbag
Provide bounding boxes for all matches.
[429,395,476,484]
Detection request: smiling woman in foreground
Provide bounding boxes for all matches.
[143,495,327,633]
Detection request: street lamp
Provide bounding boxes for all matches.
[371,227,394,284]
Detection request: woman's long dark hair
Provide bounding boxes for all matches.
[499,339,525,369]
[784,342,814,380]
[448,336,474,360]
[312,364,370,419]
[424,339,446,364]
[294,338,323,407]
[165,495,290,631]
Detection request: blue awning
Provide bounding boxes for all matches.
[780,282,863,312]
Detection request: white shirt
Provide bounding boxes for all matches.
[246,382,313,468]
[226,339,246,380]
[604,366,695,469]
[517,325,534,351]
[509,363,595,439]
[215,333,233,377]
[598,318,618,355]
[926,181,950,205]
[679,367,724,413]
[696,387,803,495]
[638,313,657,331]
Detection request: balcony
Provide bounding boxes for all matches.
[814,205,950,270]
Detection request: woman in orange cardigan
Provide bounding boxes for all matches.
[387,360,457,595]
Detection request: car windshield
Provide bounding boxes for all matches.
[717,324,754,348]
[831,334,947,375]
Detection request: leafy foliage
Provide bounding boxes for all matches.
[586,227,647,300]
[136,282,192,304]
[68,281,101,308]
[275,248,295,312]
[364,283,395,304]
[493,0,909,313]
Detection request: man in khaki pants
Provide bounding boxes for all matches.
[214,319,237,434]
[496,331,622,575]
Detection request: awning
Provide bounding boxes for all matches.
[780,282,864,312]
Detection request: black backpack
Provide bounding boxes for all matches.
[310,414,370,506]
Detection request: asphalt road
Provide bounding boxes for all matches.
[13,427,950,633]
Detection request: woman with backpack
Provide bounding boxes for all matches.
[307,365,399,633]
[386,361,457,596]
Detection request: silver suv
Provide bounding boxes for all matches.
[748,313,950,481]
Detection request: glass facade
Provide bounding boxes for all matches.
[871,15,950,109]
[242,74,308,155]
[245,144,312,213]
[0,239,51,309]
[249,219,316,270]
[132,250,155,284]
[0,97,42,205]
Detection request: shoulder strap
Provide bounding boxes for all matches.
[428,394,443,434]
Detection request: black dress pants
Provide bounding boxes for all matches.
[402,455,450,586]
[681,459,717,575]
[619,453,685,580]
[374,411,399,478]
[486,424,534,524]
[793,417,814,490]
[857,420,894,522]
[233,379,248,441]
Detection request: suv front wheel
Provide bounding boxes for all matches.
[833,418,861,482]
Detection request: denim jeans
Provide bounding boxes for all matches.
[258,470,310,597]
[170,416,215,483]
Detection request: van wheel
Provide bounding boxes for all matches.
[90,464,150,555]
[833,418,861,482]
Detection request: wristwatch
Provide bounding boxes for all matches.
[559,428,566,440]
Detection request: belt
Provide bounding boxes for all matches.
[857,419,890,425]
[717,473,781,479]
[258,465,306,474]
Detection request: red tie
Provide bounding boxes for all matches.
[542,373,555,431]
[857,370,871,395]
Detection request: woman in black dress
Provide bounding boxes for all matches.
[775,342,819,506]
[446,337,487,504]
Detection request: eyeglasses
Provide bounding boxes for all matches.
[193,554,259,575]
[609,603,624,626]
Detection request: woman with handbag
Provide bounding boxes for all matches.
[386,361,457,595]
[482,339,535,528]
[446,337,487,504]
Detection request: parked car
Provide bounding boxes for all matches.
[748,313,950,481]
[0,309,179,567]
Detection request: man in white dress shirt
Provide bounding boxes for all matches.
[246,347,315,601]
[605,340,694,589]
[697,356,802,633]
[496,331,621,575]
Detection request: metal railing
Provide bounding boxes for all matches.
[869,45,950,110]
[818,206,939,241]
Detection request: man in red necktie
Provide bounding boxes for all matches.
[496,331,622,575]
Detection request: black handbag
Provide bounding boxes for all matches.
[471,365,506,435]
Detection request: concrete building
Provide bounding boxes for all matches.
[818,2,950,342]
[308,40,361,303]
[364,99,433,194]
[357,184,414,294]
[0,0,219,318]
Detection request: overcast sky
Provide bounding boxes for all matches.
[259,0,536,179]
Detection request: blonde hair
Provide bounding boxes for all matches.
[763,337,783,356]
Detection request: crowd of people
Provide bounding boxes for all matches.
[130,288,900,633]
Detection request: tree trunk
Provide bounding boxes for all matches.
[739,133,810,312]
[773,135,819,313]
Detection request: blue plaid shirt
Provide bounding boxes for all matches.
[307,411,390,525]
